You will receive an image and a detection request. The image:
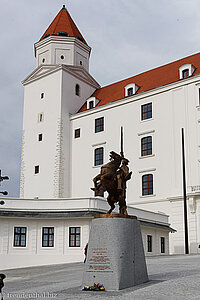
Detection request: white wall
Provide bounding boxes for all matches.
[21,70,62,199]
[70,76,200,254]
[35,37,90,71]
[70,78,200,203]
[0,216,169,270]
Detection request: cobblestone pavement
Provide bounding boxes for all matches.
[1,254,200,299]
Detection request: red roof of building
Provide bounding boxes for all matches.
[79,51,200,112]
[40,6,87,45]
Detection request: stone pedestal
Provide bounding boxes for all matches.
[82,214,148,291]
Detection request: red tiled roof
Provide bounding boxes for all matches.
[40,6,87,45]
[79,52,200,112]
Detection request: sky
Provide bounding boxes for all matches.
[1,0,200,197]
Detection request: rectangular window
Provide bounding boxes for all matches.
[74,128,80,138]
[94,147,104,166]
[69,227,80,247]
[95,117,104,133]
[35,165,39,174]
[141,103,152,120]
[161,237,165,253]
[127,87,133,96]
[142,174,153,196]
[147,235,152,252]
[141,136,152,156]
[182,69,189,79]
[89,101,94,109]
[42,227,54,247]
[38,134,43,141]
[13,227,27,247]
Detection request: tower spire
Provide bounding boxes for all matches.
[39,7,87,45]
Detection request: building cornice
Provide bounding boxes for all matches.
[22,64,100,89]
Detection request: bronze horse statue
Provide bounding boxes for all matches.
[92,151,131,215]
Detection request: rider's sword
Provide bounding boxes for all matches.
[120,126,124,158]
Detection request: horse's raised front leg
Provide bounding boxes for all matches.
[91,174,101,193]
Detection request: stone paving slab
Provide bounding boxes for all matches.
[1,255,200,299]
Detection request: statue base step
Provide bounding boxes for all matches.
[82,214,148,291]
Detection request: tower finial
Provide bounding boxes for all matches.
[63,4,66,9]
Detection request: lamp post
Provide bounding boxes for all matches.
[181,128,189,254]
[0,169,9,197]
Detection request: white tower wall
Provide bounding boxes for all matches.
[35,37,90,71]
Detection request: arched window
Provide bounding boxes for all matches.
[142,174,153,196]
[75,84,80,96]
[141,136,152,156]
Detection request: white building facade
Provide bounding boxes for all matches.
[0,197,171,270]
[1,6,200,268]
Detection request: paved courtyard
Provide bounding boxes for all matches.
[1,254,200,299]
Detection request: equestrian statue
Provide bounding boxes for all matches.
[91,127,132,215]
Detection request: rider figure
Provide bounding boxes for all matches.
[117,158,132,191]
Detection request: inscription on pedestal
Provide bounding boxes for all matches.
[87,248,113,273]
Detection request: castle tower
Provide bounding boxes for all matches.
[20,6,100,198]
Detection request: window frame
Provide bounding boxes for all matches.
[69,227,81,247]
[182,69,189,79]
[141,136,152,156]
[13,227,27,247]
[38,134,43,142]
[38,113,44,123]
[147,235,152,252]
[94,147,104,166]
[127,87,133,96]
[161,237,165,253]
[74,128,80,139]
[42,227,54,247]
[95,117,104,133]
[89,101,94,109]
[141,103,152,121]
[34,165,40,174]
[142,174,153,196]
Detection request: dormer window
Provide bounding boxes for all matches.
[86,97,99,109]
[179,64,195,79]
[124,83,139,97]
